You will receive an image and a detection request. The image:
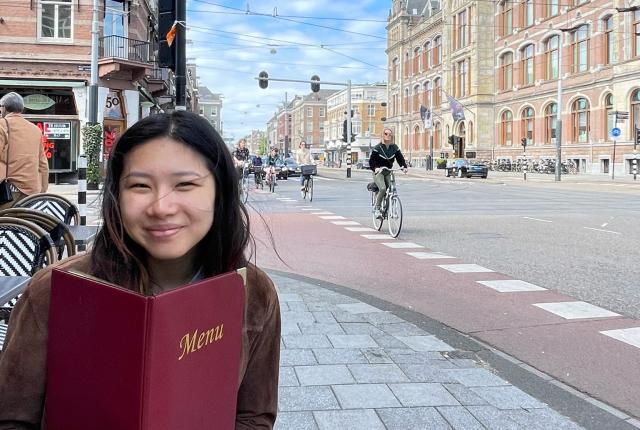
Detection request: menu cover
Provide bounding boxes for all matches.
[46,268,246,430]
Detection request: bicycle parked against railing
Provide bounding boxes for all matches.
[367,167,403,238]
[239,162,250,203]
[300,164,317,201]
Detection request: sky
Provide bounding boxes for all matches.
[186,0,390,140]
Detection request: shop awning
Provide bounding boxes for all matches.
[0,79,86,88]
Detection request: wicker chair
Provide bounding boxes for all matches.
[0,208,76,260]
[13,193,80,225]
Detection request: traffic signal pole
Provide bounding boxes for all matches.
[175,0,186,110]
[346,80,352,178]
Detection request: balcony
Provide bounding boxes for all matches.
[98,35,151,80]
[145,67,174,97]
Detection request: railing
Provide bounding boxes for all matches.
[149,67,169,80]
[99,35,149,63]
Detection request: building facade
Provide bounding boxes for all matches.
[290,90,337,158]
[0,0,173,180]
[197,86,223,132]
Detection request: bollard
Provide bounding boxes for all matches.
[77,155,87,226]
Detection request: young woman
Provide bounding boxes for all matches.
[0,112,281,429]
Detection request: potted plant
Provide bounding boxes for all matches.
[81,123,103,190]
[436,158,447,169]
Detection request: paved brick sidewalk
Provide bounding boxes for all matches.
[270,272,584,430]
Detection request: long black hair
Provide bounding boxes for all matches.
[91,111,249,294]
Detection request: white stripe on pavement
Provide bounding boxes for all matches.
[533,301,620,319]
[381,242,424,249]
[361,234,395,240]
[600,327,640,349]
[477,280,546,292]
[345,227,377,232]
[437,264,493,273]
[407,252,455,259]
[583,227,621,235]
[310,212,334,215]
[301,208,319,211]
[523,216,552,223]
[319,215,347,220]
[331,221,361,226]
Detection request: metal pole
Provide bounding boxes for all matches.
[523,141,527,181]
[175,0,187,110]
[612,112,618,180]
[88,0,99,124]
[77,155,87,227]
[346,79,352,178]
[634,127,638,180]
[429,83,433,170]
[284,92,288,156]
[555,35,562,182]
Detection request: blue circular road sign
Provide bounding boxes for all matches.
[611,127,621,137]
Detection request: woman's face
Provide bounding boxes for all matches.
[118,137,216,266]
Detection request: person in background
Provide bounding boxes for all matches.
[0,111,281,429]
[252,152,264,185]
[295,140,314,191]
[368,127,408,219]
[265,148,278,187]
[233,138,250,181]
[0,92,48,210]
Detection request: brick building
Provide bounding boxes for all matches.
[290,90,337,158]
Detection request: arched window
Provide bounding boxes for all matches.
[413,85,420,112]
[423,81,431,107]
[433,121,441,149]
[392,58,400,82]
[433,36,442,66]
[500,0,513,37]
[572,25,589,73]
[547,0,558,18]
[433,78,442,106]
[423,41,431,70]
[634,11,640,58]
[404,126,410,152]
[414,125,422,151]
[521,107,535,145]
[604,16,614,65]
[572,98,589,143]
[413,47,421,74]
[468,121,474,144]
[545,36,559,80]
[404,51,411,77]
[501,111,513,146]
[500,53,513,90]
[521,0,534,27]
[521,44,535,86]
[404,88,410,114]
[605,94,614,140]
[545,103,557,144]
[631,89,640,136]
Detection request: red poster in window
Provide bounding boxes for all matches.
[103,124,121,161]
[36,122,55,159]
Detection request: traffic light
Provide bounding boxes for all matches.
[342,119,348,142]
[158,0,176,70]
[258,71,269,89]
[311,75,320,93]
[521,137,527,147]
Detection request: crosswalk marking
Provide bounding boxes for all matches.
[382,242,424,249]
[319,215,346,220]
[438,264,493,273]
[310,212,334,215]
[477,280,546,292]
[361,234,395,240]
[344,227,377,232]
[533,301,620,320]
[407,252,454,259]
[331,221,360,226]
[600,327,640,349]
[301,208,319,211]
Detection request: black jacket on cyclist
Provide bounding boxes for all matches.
[234,147,250,162]
[369,143,408,171]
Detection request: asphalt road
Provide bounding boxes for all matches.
[270,170,640,319]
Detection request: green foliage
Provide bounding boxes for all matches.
[81,123,103,185]
[258,136,268,156]
[436,158,447,169]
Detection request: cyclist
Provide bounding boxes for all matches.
[233,138,250,181]
[252,153,264,185]
[265,147,278,187]
[295,140,315,191]
[369,128,408,219]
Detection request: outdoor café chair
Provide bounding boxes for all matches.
[13,193,80,225]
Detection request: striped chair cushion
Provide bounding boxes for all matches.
[0,225,48,276]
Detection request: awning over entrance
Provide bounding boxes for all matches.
[0,79,86,88]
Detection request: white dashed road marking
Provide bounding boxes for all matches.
[523,216,552,223]
[600,327,640,349]
[381,242,424,249]
[406,252,455,259]
[438,264,494,273]
[331,221,361,226]
[533,301,621,319]
[583,227,621,235]
[310,211,334,215]
[477,280,547,292]
[301,208,319,211]
[361,234,395,240]
[345,227,377,232]
[319,215,347,220]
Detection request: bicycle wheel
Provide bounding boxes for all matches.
[308,176,314,202]
[302,178,308,200]
[387,195,403,238]
[241,177,249,203]
[269,175,275,193]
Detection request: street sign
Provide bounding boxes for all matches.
[611,127,621,138]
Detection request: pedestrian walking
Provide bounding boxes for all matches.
[0,92,49,210]
[0,111,281,428]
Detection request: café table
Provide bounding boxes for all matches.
[67,225,99,251]
[0,276,30,306]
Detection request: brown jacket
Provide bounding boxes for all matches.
[0,253,280,429]
[0,113,49,195]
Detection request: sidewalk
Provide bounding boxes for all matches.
[271,270,594,430]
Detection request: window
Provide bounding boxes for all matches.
[199,108,204,115]
[414,47,421,73]
[212,107,218,116]
[501,111,513,145]
[456,9,469,49]
[423,81,431,107]
[40,0,72,40]
[547,0,558,18]
[605,16,614,64]
[605,94,614,140]
[572,25,589,73]
[404,51,410,77]
[545,36,559,79]
[573,0,588,6]
[367,104,375,116]
[521,44,535,86]
[423,42,431,69]
[307,107,313,117]
[320,107,325,117]
[404,88,409,113]
[433,37,442,66]
[433,78,442,106]
[632,89,640,136]
[306,121,313,132]
[456,59,468,98]
[392,58,400,82]
[413,85,420,112]
[434,122,441,149]
[500,0,513,37]
[500,52,513,90]
[572,98,589,143]
[545,103,557,144]
[521,107,535,145]
[522,0,534,27]
[634,11,640,58]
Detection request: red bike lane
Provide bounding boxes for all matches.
[250,203,640,420]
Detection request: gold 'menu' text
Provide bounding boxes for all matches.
[178,324,224,361]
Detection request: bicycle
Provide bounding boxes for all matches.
[300,164,317,201]
[238,162,250,203]
[253,166,264,190]
[265,166,277,193]
[368,167,403,238]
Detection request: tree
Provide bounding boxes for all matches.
[258,136,268,155]
[81,123,103,189]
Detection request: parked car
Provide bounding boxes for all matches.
[356,160,370,169]
[445,159,488,178]
[283,158,301,177]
